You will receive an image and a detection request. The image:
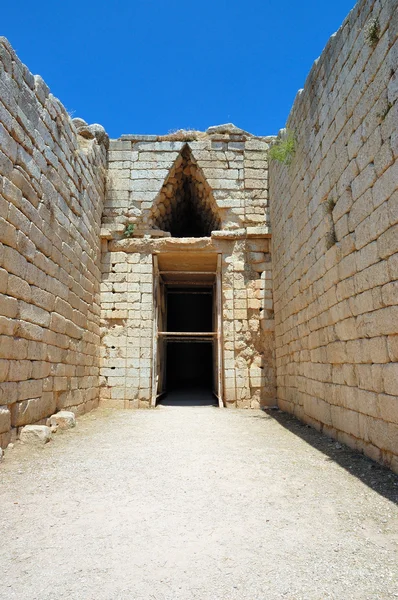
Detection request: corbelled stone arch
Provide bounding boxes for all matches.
[148,144,222,237]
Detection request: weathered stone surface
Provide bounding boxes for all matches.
[206,123,251,136]
[88,123,109,148]
[76,125,95,139]
[72,117,87,128]
[47,411,76,430]
[20,425,51,445]
[11,394,57,427]
[0,406,11,433]
[0,37,107,449]
[269,0,398,471]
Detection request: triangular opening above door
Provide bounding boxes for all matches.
[148,144,221,237]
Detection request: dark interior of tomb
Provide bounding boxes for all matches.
[160,287,216,406]
[154,145,221,238]
[167,288,213,332]
[170,180,210,238]
[166,342,213,390]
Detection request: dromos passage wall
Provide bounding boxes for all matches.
[269,0,398,471]
[0,37,108,447]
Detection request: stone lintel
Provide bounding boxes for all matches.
[108,231,271,254]
[109,237,216,254]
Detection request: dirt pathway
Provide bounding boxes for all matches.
[1,406,398,600]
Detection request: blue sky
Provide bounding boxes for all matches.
[3,0,355,138]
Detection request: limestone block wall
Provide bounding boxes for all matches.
[0,38,107,447]
[221,237,275,408]
[269,0,398,470]
[104,131,271,235]
[100,248,153,408]
[99,236,276,408]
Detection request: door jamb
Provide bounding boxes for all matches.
[151,255,159,407]
[216,254,224,407]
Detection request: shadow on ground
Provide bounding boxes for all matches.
[255,409,398,506]
[158,387,218,407]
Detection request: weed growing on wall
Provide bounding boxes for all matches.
[325,230,337,250]
[325,198,336,215]
[269,130,296,165]
[123,224,135,238]
[364,17,380,46]
[324,198,337,249]
[159,129,199,142]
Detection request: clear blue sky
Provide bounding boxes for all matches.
[3,0,355,139]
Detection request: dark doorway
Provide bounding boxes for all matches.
[167,288,213,332]
[159,287,216,406]
[166,342,213,390]
[150,145,222,237]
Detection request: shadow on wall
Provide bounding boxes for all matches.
[257,410,398,506]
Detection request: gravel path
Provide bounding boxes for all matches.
[1,405,398,600]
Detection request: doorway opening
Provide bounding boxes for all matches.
[152,253,224,407]
[166,342,213,391]
[161,287,215,406]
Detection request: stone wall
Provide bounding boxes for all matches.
[100,247,153,408]
[100,235,276,409]
[101,128,276,408]
[220,235,275,407]
[0,38,107,447]
[269,0,398,470]
[103,129,272,236]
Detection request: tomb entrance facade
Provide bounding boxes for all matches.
[100,127,276,408]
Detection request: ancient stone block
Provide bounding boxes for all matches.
[0,405,11,433]
[11,393,56,427]
[47,410,76,430]
[20,424,51,445]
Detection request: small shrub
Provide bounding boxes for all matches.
[159,129,199,142]
[325,198,336,215]
[364,17,380,47]
[269,130,296,165]
[123,223,135,238]
[325,229,337,250]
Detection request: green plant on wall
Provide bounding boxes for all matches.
[324,197,337,249]
[123,223,135,238]
[364,17,380,46]
[269,130,296,165]
[325,198,336,215]
[325,229,337,250]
